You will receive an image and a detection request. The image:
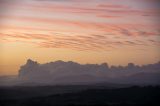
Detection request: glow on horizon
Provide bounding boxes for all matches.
[0,0,160,75]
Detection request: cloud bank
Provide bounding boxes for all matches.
[17,59,160,85]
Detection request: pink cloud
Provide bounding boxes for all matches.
[0,0,159,51]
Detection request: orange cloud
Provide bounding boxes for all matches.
[1,31,159,51]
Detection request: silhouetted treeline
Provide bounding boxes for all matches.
[0,86,160,106]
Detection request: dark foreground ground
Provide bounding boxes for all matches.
[0,85,160,106]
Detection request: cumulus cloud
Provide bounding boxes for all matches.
[17,59,160,85]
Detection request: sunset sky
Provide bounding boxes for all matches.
[0,0,160,75]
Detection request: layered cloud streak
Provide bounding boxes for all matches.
[0,0,159,51]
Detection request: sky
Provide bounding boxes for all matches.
[0,0,160,75]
